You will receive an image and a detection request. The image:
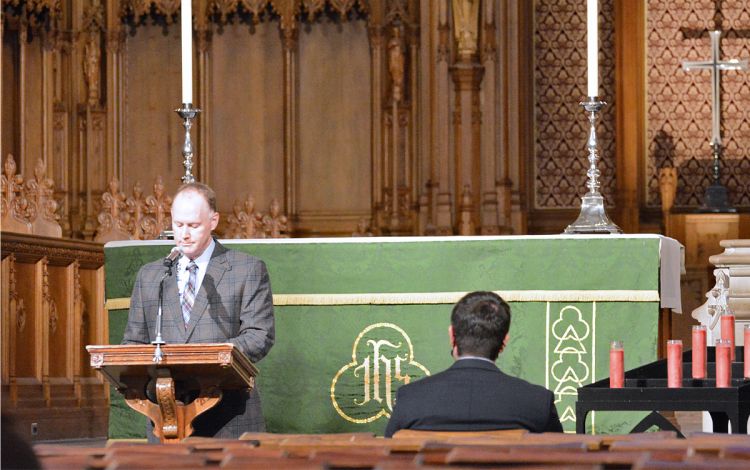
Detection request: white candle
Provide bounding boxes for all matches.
[587,0,598,97]
[181,0,193,104]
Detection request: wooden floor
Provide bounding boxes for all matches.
[25,430,750,469]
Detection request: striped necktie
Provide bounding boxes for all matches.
[182,261,198,328]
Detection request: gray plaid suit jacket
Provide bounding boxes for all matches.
[122,240,275,438]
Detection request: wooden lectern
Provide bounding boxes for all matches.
[86,343,258,443]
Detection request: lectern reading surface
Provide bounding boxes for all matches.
[87,343,257,443]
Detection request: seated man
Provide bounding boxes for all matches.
[385,291,563,437]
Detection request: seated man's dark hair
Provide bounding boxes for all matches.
[451,291,511,361]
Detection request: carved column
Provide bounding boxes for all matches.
[196,1,212,184]
[450,0,483,235]
[433,0,453,235]
[407,20,420,228]
[19,22,28,165]
[503,0,531,234]
[387,26,404,231]
[279,5,299,226]
[105,0,124,183]
[479,0,499,234]
[368,7,386,234]
[78,1,107,240]
[41,32,56,173]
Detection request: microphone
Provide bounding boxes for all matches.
[163,247,182,267]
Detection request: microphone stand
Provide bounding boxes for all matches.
[152,257,177,363]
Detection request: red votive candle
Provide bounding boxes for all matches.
[721,313,736,361]
[692,325,707,379]
[667,340,683,388]
[716,339,732,388]
[745,325,750,379]
[610,340,624,388]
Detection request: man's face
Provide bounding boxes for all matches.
[171,190,219,260]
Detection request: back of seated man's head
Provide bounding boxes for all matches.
[451,291,511,362]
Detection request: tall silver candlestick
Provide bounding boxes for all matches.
[564,97,622,234]
[175,103,201,184]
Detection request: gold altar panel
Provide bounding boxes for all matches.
[297,21,372,228]
[209,22,284,214]
[122,26,184,191]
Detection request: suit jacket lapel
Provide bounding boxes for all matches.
[163,273,186,343]
[184,241,229,342]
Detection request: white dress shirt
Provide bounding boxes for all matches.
[176,239,215,298]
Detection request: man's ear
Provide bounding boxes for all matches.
[448,325,455,346]
[499,333,510,352]
[210,211,220,231]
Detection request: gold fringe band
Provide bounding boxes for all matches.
[106,290,659,310]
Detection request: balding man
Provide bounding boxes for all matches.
[123,182,275,439]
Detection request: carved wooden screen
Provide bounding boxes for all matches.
[534,0,617,209]
[647,1,750,208]
[209,22,285,213]
[297,20,372,230]
[122,25,185,191]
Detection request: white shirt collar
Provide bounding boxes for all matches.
[456,355,496,365]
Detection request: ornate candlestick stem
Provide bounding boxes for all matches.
[564,97,622,234]
[175,103,201,184]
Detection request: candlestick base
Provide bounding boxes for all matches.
[564,194,622,234]
[175,103,202,184]
[564,97,622,235]
[697,143,736,212]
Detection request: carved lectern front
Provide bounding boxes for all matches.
[86,343,258,443]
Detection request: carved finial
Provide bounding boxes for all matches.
[94,176,131,242]
[262,198,289,238]
[352,218,373,237]
[226,194,263,239]
[26,159,62,237]
[1,154,33,234]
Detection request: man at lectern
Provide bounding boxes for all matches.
[123,182,275,439]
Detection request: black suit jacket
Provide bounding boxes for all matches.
[385,358,563,437]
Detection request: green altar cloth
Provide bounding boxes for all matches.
[103,235,681,436]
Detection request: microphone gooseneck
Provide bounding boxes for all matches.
[163,246,182,267]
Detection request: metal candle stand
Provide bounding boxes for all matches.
[564,97,622,234]
[175,103,201,184]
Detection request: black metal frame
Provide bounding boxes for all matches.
[576,347,750,435]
